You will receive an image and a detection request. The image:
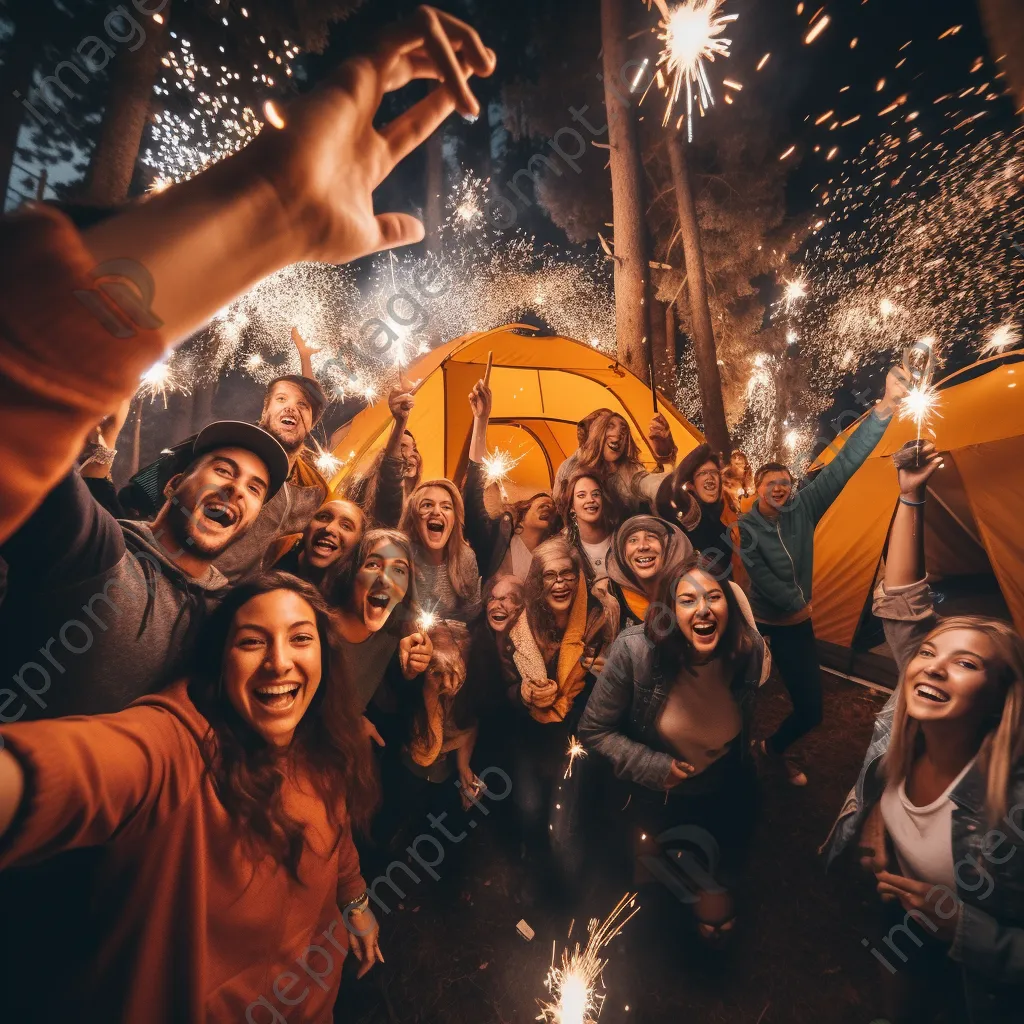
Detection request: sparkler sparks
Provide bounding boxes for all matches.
[784,277,808,310]
[564,737,588,779]
[653,0,738,138]
[537,895,640,1024]
[900,384,941,437]
[482,448,526,488]
[313,444,343,478]
[417,609,438,633]
[981,321,1021,356]
[137,359,187,406]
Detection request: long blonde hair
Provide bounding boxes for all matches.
[883,615,1024,823]
[398,479,480,601]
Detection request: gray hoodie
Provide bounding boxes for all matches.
[0,470,230,720]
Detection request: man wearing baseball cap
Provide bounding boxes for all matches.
[0,422,288,720]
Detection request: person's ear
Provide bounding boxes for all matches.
[162,472,185,499]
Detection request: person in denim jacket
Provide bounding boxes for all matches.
[823,441,1024,1023]
[580,554,769,945]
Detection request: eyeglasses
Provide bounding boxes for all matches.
[542,570,579,585]
[694,468,720,481]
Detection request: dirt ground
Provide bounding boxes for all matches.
[339,674,892,1024]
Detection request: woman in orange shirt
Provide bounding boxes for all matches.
[0,572,380,1024]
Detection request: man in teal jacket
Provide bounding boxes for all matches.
[737,367,908,785]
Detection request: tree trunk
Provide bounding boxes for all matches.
[977,0,1024,116]
[83,7,169,203]
[600,0,650,377]
[649,293,668,390]
[668,133,730,454]
[0,3,46,206]
[665,300,677,383]
[424,129,445,255]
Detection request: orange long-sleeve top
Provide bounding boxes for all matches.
[0,206,168,545]
[0,681,366,1023]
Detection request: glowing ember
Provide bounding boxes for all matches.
[654,0,738,139]
[564,736,588,780]
[784,277,808,310]
[981,321,1021,356]
[537,895,640,1024]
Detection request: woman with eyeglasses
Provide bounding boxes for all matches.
[505,538,612,899]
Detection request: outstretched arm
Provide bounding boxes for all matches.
[887,441,942,588]
[801,367,909,523]
[290,327,319,381]
[0,8,494,546]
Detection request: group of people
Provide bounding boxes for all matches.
[0,7,1020,1023]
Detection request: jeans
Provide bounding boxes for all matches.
[759,618,824,755]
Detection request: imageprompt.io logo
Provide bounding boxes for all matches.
[74,258,164,338]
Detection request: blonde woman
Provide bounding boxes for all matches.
[398,479,482,622]
[507,537,611,899]
[824,441,1024,1024]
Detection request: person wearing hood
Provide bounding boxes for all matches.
[597,514,694,637]
[398,479,483,622]
[737,366,908,786]
[0,573,382,1023]
[463,375,559,580]
[552,408,677,516]
[580,554,769,947]
[270,496,366,589]
[0,420,289,722]
[655,443,749,591]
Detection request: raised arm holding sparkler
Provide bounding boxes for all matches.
[290,326,320,381]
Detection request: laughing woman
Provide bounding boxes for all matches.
[598,514,693,636]
[824,441,1024,1024]
[552,408,678,516]
[0,573,381,1023]
[562,473,619,584]
[328,529,433,738]
[399,479,483,622]
[580,555,768,946]
[506,538,612,893]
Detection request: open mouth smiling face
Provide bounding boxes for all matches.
[694,462,722,503]
[602,417,629,463]
[303,500,363,569]
[542,558,578,613]
[624,529,664,581]
[416,487,455,551]
[262,382,312,449]
[353,543,410,633]
[675,571,728,657]
[486,578,523,633]
[572,478,603,525]
[903,627,999,722]
[224,589,322,748]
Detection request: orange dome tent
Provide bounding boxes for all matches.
[327,324,704,498]
[808,354,1024,685]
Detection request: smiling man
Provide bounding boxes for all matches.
[0,421,288,721]
[211,366,331,582]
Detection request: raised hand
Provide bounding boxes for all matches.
[399,630,433,678]
[468,379,492,421]
[648,413,676,461]
[878,366,911,419]
[895,439,943,499]
[245,7,496,266]
[388,384,416,425]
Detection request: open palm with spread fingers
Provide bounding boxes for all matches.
[250,6,496,265]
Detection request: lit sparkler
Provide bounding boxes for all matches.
[482,448,526,489]
[537,894,640,1024]
[981,321,1021,356]
[137,359,187,407]
[564,736,588,780]
[900,383,941,439]
[417,609,438,633]
[312,442,343,479]
[652,0,738,138]
[783,277,808,310]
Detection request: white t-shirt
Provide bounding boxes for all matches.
[580,538,612,579]
[880,757,977,890]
